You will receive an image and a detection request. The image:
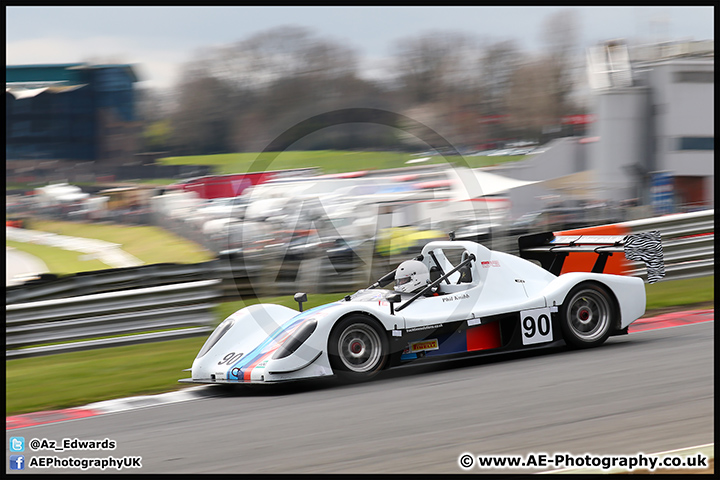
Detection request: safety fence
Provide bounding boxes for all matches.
[6,280,221,359]
[5,254,268,305]
[624,209,713,281]
[585,209,713,282]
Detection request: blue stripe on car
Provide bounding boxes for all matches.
[228,303,336,379]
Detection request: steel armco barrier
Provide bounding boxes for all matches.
[6,257,259,305]
[621,209,714,282]
[6,280,221,359]
[553,209,713,282]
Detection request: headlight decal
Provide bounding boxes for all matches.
[197,317,237,358]
[272,319,318,360]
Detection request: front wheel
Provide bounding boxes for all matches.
[560,283,615,349]
[328,315,388,382]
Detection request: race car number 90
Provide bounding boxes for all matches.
[520,307,553,345]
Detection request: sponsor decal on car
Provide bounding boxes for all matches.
[407,323,443,332]
[408,339,440,353]
[442,293,470,302]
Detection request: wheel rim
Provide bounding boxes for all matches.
[567,289,611,342]
[338,323,382,373]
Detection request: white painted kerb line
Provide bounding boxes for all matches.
[6,226,143,268]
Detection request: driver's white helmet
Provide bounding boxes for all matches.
[394,260,430,293]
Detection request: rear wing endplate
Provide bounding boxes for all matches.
[518,231,665,283]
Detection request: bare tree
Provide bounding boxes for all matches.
[169,26,399,154]
[474,39,522,144]
[500,10,582,142]
[162,20,589,156]
[215,26,358,91]
[135,86,176,152]
[506,58,556,139]
[392,31,479,105]
[478,40,520,115]
[541,9,581,121]
[170,73,236,155]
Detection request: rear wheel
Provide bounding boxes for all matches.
[328,315,388,382]
[560,283,615,348]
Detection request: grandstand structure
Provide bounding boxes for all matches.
[6,63,141,182]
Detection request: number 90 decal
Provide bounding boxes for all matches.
[520,307,553,345]
[218,352,244,365]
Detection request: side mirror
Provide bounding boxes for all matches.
[294,292,308,312]
[386,293,401,315]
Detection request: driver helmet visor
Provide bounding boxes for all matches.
[396,276,412,286]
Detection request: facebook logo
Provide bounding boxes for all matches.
[10,455,25,470]
[9,437,25,452]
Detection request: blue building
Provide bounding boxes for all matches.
[6,63,140,167]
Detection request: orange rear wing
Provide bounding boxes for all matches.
[518,231,665,283]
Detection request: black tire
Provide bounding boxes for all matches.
[560,283,615,349]
[328,315,388,382]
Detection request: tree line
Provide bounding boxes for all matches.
[138,10,587,156]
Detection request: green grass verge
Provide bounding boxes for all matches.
[7,240,110,273]
[5,337,207,415]
[645,275,714,310]
[158,150,525,175]
[212,292,348,321]
[5,277,712,416]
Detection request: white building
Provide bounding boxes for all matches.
[586,39,714,210]
[494,39,713,219]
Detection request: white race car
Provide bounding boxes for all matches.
[180,232,663,385]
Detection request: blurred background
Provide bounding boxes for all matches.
[6,7,714,290]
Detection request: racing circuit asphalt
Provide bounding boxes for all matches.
[6,321,713,474]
